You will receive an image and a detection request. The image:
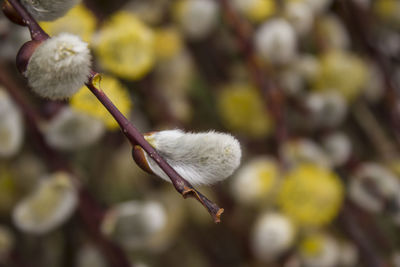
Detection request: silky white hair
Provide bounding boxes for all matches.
[20,0,79,21]
[25,33,91,100]
[143,129,242,185]
[0,89,24,157]
[43,107,105,151]
[12,172,78,235]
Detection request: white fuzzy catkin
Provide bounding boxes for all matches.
[101,201,167,250]
[0,88,24,158]
[12,172,78,235]
[303,0,333,14]
[143,130,241,185]
[301,234,340,267]
[305,91,348,128]
[20,0,79,21]
[231,156,279,205]
[77,245,107,267]
[178,0,219,40]
[251,213,295,262]
[254,19,297,65]
[281,138,331,168]
[285,1,314,36]
[349,163,400,213]
[43,107,105,151]
[322,132,352,167]
[25,33,91,100]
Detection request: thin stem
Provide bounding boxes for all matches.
[4,0,224,223]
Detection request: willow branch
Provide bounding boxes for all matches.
[5,0,223,223]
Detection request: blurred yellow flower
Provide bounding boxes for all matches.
[217,83,273,138]
[154,27,183,60]
[94,12,155,80]
[234,0,276,23]
[40,4,96,42]
[373,0,400,25]
[278,163,344,227]
[0,166,17,213]
[313,50,367,102]
[300,233,324,256]
[70,75,132,130]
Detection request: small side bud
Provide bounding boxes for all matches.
[25,33,92,100]
[132,145,154,174]
[2,0,25,26]
[16,40,43,74]
[134,130,242,185]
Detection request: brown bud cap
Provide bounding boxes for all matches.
[2,0,25,26]
[132,145,154,174]
[16,40,43,75]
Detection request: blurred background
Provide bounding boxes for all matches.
[0,0,400,266]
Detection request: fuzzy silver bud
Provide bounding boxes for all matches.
[25,33,91,100]
[134,130,242,185]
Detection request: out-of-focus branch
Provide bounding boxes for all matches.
[0,63,132,267]
[5,0,224,223]
[338,201,388,267]
[216,0,288,149]
[352,101,397,160]
[337,0,400,145]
